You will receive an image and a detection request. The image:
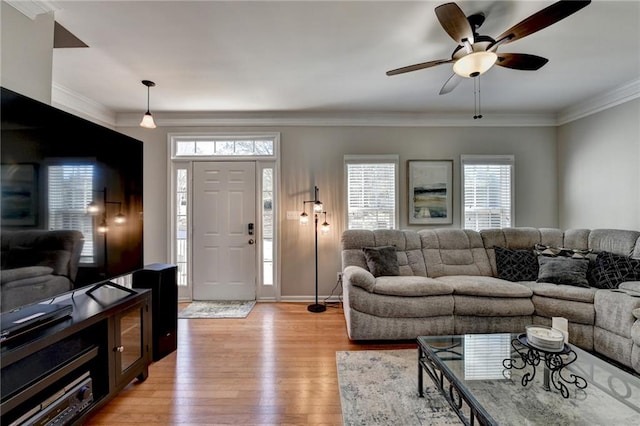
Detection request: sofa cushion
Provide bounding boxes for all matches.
[419,229,492,278]
[435,275,533,298]
[480,227,563,277]
[453,295,534,316]
[530,295,595,325]
[521,281,597,303]
[5,247,72,275]
[620,282,640,293]
[0,266,54,284]
[373,276,453,297]
[563,229,591,251]
[494,246,538,281]
[341,229,427,276]
[362,246,399,277]
[537,256,589,287]
[347,284,454,319]
[594,289,640,338]
[589,251,640,289]
[588,229,640,257]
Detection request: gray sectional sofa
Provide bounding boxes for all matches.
[341,227,640,374]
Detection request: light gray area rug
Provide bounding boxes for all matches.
[336,349,461,426]
[178,300,256,319]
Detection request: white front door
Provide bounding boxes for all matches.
[192,161,256,300]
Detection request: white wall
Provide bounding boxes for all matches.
[0,2,54,103]
[118,124,558,299]
[557,99,640,230]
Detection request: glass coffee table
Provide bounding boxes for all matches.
[418,334,640,425]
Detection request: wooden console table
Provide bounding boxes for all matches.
[1,283,152,425]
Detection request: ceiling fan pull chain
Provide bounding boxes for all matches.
[473,77,479,119]
[477,76,483,119]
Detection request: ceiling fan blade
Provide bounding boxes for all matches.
[492,0,591,46]
[435,3,474,45]
[495,53,549,70]
[439,73,463,95]
[386,59,452,76]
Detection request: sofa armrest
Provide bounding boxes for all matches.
[343,265,376,292]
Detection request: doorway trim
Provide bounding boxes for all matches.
[168,132,280,302]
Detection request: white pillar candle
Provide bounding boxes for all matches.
[552,317,569,343]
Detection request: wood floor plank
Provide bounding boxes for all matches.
[85,302,415,425]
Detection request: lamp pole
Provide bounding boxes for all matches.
[308,212,325,312]
[301,186,327,313]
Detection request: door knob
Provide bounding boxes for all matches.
[248,239,255,245]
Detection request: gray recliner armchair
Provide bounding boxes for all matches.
[1,229,84,312]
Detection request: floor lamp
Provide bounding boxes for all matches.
[300,186,330,313]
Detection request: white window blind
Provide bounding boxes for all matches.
[462,155,514,231]
[48,165,95,263]
[345,156,398,230]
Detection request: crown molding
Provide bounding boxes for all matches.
[114,111,557,128]
[51,78,639,130]
[4,0,59,19]
[51,83,117,129]
[556,78,640,125]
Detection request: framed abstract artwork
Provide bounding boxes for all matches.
[408,160,453,225]
[1,163,38,226]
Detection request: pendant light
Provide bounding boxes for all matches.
[140,80,157,129]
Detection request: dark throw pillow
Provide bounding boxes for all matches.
[362,246,399,277]
[494,246,538,282]
[534,243,592,259]
[537,256,590,287]
[590,251,640,289]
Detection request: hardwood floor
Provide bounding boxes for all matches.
[86,302,416,425]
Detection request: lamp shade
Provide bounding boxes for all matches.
[300,211,309,225]
[87,201,100,215]
[140,80,157,129]
[97,220,109,234]
[453,51,497,78]
[114,212,126,225]
[140,112,156,129]
[321,221,330,234]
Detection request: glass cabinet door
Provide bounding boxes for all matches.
[118,307,142,373]
[114,303,148,387]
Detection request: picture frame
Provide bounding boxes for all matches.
[408,160,453,225]
[1,163,38,226]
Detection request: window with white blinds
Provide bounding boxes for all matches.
[462,155,514,231]
[48,165,95,263]
[345,155,398,230]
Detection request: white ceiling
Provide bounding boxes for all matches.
[48,0,640,121]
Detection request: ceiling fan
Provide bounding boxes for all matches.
[386,1,591,96]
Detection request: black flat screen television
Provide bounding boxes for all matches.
[1,87,143,296]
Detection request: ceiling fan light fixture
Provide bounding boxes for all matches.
[453,51,497,78]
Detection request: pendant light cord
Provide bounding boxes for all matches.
[146,85,151,113]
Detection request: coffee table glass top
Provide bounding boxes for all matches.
[417,334,640,426]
